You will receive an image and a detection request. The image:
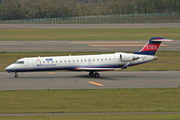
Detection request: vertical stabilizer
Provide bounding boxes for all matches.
[133,37,175,55]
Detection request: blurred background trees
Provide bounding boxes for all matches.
[0,0,180,20]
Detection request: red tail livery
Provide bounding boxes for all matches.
[134,37,175,55]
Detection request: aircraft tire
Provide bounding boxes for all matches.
[89,72,94,77]
[15,75,18,78]
[95,73,100,78]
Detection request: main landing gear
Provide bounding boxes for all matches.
[14,72,18,78]
[89,71,100,78]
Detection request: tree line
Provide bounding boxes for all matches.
[0,0,180,20]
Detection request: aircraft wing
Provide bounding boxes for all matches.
[76,67,122,71]
[121,62,130,69]
[76,62,129,71]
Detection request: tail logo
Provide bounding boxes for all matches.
[146,45,157,50]
[142,44,160,51]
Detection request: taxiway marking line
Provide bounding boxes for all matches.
[88,81,104,86]
[90,44,168,47]
[69,42,142,43]
[47,72,56,74]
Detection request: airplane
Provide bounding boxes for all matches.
[5,37,175,78]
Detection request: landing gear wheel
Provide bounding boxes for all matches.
[14,72,18,78]
[15,75,18,78]
[95,73,100,78]
[89,71,100,78]
[89,72,94,77]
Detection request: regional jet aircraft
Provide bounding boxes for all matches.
[5,37,175,78]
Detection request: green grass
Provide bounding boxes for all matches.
[1,114,180,120]
[0,28,180,40]
[0,88,180,113]
[1,51,180,72]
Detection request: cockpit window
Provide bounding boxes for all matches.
[14,61,24,64]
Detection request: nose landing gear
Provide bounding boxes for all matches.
[89,71,100,78]
[14,72,18,78]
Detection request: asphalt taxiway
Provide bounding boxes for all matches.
[0,71,180,90]
[0,40,179,52]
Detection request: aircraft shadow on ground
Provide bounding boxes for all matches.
[14,74,140,81]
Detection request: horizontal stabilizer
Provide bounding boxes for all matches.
[151,39,176,42]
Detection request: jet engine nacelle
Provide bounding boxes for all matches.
[120,53,139,62]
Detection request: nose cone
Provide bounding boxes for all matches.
[5,64,13,72]
[5,66,10,71]
[5,66,9,71]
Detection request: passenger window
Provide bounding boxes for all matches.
[97,59,99,61]
[101,59,103,61]
[69,60,70,62]
[77,60,79,62]
[81,60,83,62]
[64,60,66,62]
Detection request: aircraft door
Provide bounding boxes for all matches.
[27,58,34,69]
[88,58,91,65]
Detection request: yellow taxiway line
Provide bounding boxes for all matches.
[47,72,56,74]
[90,44,168,47]
[88,81,104,86]
[69,42,142,43]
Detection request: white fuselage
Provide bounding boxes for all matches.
[5,52,157,73]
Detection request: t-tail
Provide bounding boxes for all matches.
[133,37,175,56]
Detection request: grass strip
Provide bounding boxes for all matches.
[0,114,180,120]
[1,51,180,72]
[0,88,180,113]
[0,28,180,40]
